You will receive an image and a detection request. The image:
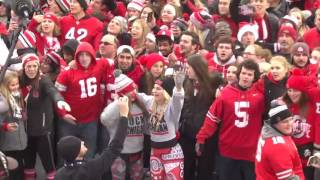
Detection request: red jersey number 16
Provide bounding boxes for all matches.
[79,77,97,98]
[234,101,250,128]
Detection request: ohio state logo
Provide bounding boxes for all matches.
[292,115,311,139]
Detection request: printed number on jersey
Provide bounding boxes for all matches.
[65,27,88,41]
[79,77,97,98]
[234,101,250,128]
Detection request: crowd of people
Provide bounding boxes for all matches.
[0,0,320,179]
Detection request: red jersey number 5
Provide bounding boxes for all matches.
[234,101,250,128]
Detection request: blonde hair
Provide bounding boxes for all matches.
[269,56,291,72]
[0,71,21,109]
[132,19,150,50]
[36,21,61,37]
[150,87,170,130]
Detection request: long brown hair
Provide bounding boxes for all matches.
[184,54,221,100]
[283,90,309,117]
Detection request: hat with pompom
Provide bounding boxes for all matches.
[111,70,137,96]
[268,100,292,125]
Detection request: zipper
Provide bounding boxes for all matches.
[42,113,45,127]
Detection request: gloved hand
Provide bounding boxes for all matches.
[195,142,204,156]
[57,101,71,112]
[174,70,185,90]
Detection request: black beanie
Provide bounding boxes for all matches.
[57,136,82,162]
[268,100,292,125]
[76,0,88,11]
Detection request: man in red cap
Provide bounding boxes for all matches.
[275,25,297,61]
[59,0,103,50]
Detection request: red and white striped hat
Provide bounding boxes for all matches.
[18,30,36,48]
[112,70,136,96]
[127,0,144,12]
[22,53,40,67]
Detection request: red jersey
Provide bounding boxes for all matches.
[255,135,305,180]
[196,84,264,162]
[56,42,109,123]
[59,15,103,50]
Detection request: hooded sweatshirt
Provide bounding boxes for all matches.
[56,42,108,123]
[255,123,304,180]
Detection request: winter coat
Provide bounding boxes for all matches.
[0,95,27,151]
[55,116,128,180]
[21,75,64,136]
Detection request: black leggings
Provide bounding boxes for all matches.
[24,134,55,173]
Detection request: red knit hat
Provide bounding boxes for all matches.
[22,53,40,67]
[278,26,297,41]
[43,13,59,26]
[141,53,166,70]
[286,69,310,91]
[18,30,36,48]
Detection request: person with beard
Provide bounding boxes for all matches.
[207,36,237,78]
[274,26,298,61]
[304,9,320,50]
[291,42,317,76]
[169,31,200,67]
[196,60,264,180]
[115,45,144,87]
[0,71,27,180]
[156,29,174,59]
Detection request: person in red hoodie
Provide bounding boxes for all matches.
[59,0,103,50]
[196,60,264,180]
[55,42,110,160]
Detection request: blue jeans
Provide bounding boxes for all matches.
[58,120,98,160]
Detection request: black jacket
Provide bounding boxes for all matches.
[55,117,128,180]
[21,75,64,136]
